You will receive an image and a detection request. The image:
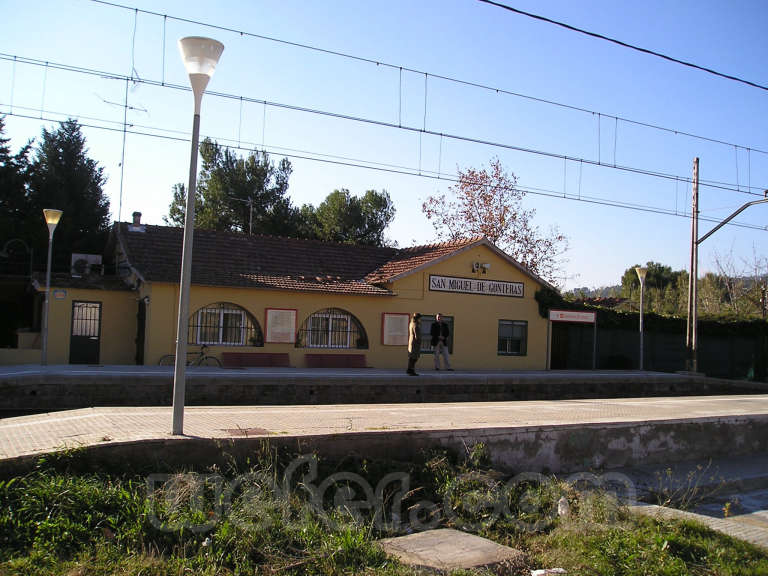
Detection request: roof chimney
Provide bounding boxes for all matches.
[128,211,146,233]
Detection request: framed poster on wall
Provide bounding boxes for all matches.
[266,308,297,343]
[382,313,410,346]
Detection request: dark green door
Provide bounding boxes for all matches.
[550,322,569,369]
[69,301,101,364]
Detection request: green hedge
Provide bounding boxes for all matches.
[535,288,768,337]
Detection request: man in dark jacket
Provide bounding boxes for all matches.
[430,313,452,370]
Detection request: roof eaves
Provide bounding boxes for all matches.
[375,236,557,292]
[380,238,487,284]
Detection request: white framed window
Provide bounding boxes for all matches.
[189,303,263,347]
[298,308,367,349]
[307,312,350,348]
[498,320,527,356]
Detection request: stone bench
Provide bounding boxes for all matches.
[221,352,290,368]
[304,353,368,368]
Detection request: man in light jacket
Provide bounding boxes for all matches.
[407,313,422,376]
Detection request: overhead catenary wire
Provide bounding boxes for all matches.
[87,0,768,157]
[1,51,765,199]
[117,7,140,223]
[477,0,768,94]
[3,107,766,236]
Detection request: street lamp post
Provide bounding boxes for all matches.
[635,266,647,371]
[172,36,224,436]
[41,209,62,365]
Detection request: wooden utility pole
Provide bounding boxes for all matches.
[685,158,699,372]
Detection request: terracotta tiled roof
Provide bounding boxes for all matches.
[365,236,484,284]
[117,224,398,295]
[116,224,541,295]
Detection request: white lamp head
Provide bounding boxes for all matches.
[178,36,224,110]
[635,266,648,283]
[43,209,63,238]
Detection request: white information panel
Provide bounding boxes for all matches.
[266,308,296,343]
[382,313,409,346]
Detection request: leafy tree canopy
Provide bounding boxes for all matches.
[26,119,109,265]
[310,188,395,246]
[0,116,33,246]
[165,139,297,236]
[165,140,396,247]
[422,157,567,284]
[620,261,680,297]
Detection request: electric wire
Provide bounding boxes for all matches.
[2,51,765,198]
[3,107,766,236]
[87,0,768,157]
[477,0,768,94]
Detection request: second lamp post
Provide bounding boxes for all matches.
[635,266,647,371]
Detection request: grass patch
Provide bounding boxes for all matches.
[0,444,766,575]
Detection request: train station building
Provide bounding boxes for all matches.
[19,214,554,370]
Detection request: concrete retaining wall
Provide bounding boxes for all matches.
[4,414,768,479]
[1,370,763,414]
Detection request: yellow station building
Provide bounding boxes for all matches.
[20,215,554,370]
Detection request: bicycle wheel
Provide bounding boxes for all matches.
[199,355,222,368]
[158,354,176,366]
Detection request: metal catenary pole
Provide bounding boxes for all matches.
[685,158,699,372]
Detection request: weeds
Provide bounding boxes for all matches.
[651,461,726,510]
[0,445,766,575]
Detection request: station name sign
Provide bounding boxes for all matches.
[548,309,596,323]
[429,274,524,298]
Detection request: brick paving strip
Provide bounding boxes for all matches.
[1,395,768,461]
[632,504,768,551]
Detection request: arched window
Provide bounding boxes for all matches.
[188,303,263,347]
[296,308,368,349]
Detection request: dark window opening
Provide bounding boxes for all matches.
[420,315,454,354]
[498,320,527,356]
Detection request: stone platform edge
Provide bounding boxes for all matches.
[3,413,768,480]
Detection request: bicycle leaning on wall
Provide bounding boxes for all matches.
[158,344,222,367]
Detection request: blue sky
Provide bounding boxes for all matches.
[2,0,767,289]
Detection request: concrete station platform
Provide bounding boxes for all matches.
[2,394,768,478]
[1,365,764,414]
[3,385,768,550]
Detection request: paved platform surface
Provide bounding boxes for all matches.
[633,504,768,551]
[1,394,767,461]
[620,454,768,551]
[4,365,762,384]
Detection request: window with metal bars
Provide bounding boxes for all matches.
[498,320,527,356]
[296,308,368,349]
[188,303,263,347]
[71,302,101,337]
